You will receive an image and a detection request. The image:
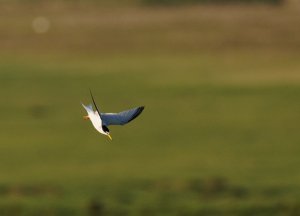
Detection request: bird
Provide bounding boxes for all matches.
[82,90,145,140]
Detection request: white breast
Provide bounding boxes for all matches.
[89,111,106,135]
[82,103,106,135]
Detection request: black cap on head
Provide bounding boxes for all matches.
[102,125,109,133]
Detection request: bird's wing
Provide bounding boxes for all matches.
[89,89,102,117]
[101,106,144,126]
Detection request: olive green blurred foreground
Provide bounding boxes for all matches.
[0,1,300,215]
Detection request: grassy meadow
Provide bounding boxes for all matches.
[0,1,300,215]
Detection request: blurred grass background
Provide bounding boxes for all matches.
[1,0,300,215]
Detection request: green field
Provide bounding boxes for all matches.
[0,2,300,215]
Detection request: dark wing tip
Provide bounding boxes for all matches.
[89,89,101,116]
[127,106,145,123]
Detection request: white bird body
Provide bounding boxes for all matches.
[82,91,145,140]
[82,104,106,135]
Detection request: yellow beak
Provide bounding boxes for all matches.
[107,134,112,140]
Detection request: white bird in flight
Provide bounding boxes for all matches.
[82,90,145,140]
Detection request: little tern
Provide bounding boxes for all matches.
[82,91,145,140]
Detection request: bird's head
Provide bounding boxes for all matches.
[102,125,112,140]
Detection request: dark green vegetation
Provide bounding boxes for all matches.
[143,0,283,6]
[0,1,300,215]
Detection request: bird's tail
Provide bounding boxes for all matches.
[81,103,93,113]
